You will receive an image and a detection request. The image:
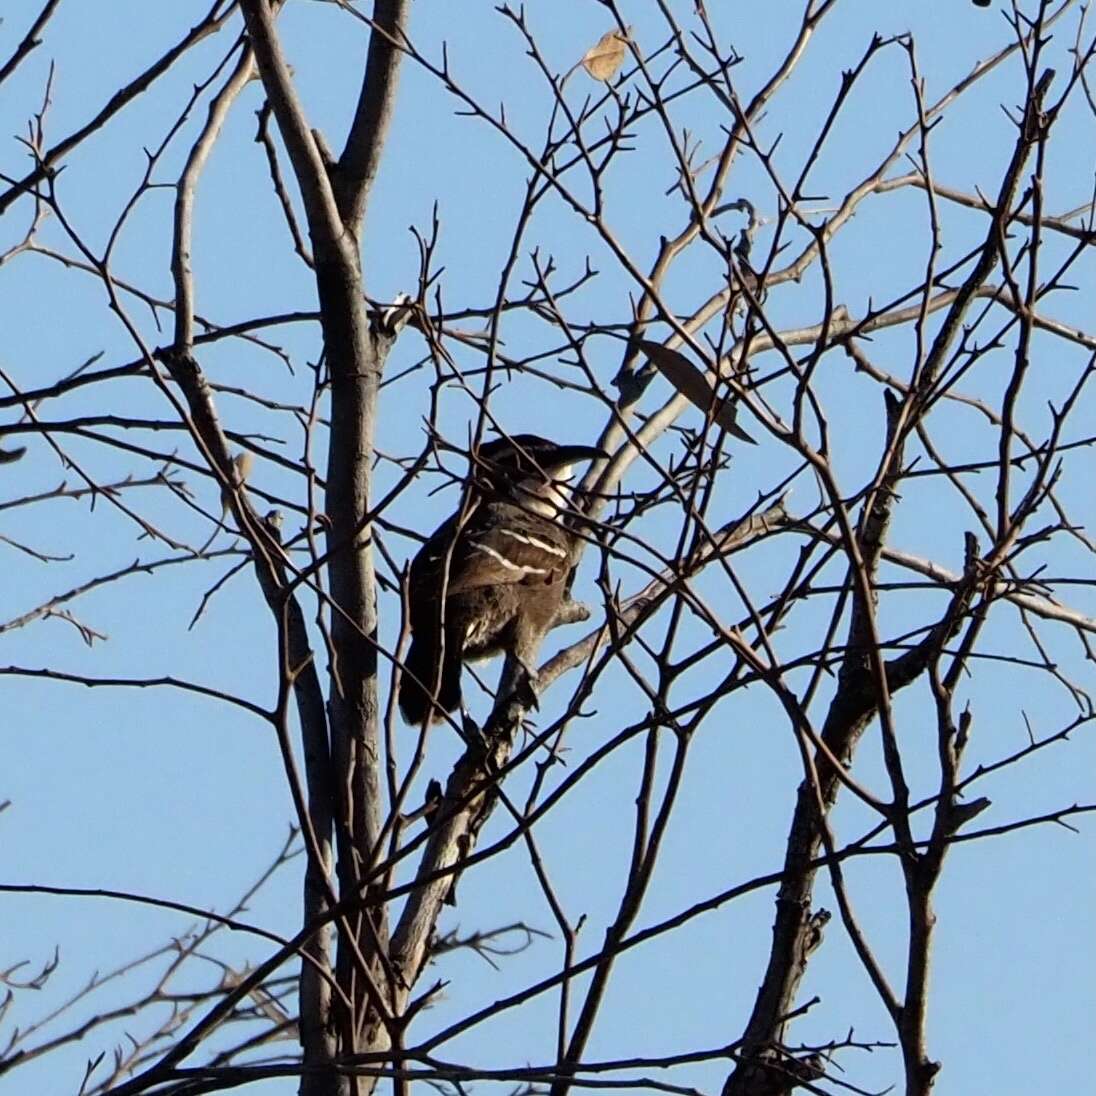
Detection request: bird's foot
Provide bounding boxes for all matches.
[515,672,540,713]
[460,707,488,755]
[512,655,541,712]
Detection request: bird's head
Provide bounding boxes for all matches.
[473,434,606,514]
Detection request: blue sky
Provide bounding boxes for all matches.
[1,2,1094,1094]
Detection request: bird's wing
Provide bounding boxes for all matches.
[412,506,571,596]
[451,516,571,592]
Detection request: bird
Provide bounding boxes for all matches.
[398,434,605,726]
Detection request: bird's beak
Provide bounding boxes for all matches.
[540,444,608,474]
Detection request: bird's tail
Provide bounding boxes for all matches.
[398,630,463,725]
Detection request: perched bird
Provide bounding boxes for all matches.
[398,434,605,726]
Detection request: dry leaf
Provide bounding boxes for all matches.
[220,450,254,516]
[233,450,254,484]
[200,450,256,554]
[581,29,629,82]
[636,339,757,444]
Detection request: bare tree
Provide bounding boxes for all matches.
[1,2,1094,1095]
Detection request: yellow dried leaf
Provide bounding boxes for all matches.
[581,29,629,82]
